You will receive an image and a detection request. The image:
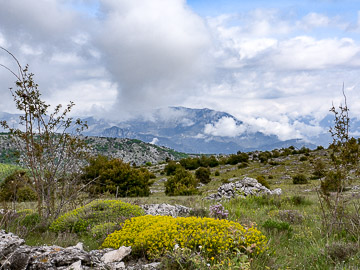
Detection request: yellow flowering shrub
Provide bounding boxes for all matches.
[102,215,267,259]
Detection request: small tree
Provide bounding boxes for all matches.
[195,167,211,184]
[0,47,88,220]
[81,155,152,197]
[317,89,360,237]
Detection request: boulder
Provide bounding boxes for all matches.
[206,177,282,200]
[141,203,191,217]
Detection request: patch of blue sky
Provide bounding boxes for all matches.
[188,0,359,17]
[64,0,100,17]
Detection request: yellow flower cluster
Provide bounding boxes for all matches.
[102,215,267,259]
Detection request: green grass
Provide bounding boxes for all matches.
[1,148,360,269]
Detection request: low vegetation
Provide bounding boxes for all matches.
[0,52,359,269]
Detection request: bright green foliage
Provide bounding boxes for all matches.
[81,155,152,197]
[0,163,21,183]
[102,215,268,259]
[165,167,199,196]
[0,170,37,202]
[50,199,144,233]
[195,167,211,184]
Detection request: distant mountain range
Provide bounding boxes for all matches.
[2,106,354,154]
[81,107,321,154]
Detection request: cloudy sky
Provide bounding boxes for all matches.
[1,0,360,141]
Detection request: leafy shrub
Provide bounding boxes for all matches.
[91,222,120,240]
[165,168,199,196]
[81,155,152,197]
[0,170,37,202]
[50,199,144,233]
[17,186,38,202]
[199,155,219,168]
[258,151,272,163]
[262,219,292,233]
[102,215,268,259]
[313,158,326,179]
[256,175,270,189]
[164,161,181,176]
[226,153,249,165]
[214,170,220,176]
[195,167,211,184]
[237,162,248,169]
[299,156,308,161]
[325,241,358,262]
[209,203,229,219]
[179,157,200,170]
[292,174,308,184]
[320,171,342,194]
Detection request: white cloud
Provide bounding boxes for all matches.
[96,0,211,113]
[204,117,246,137]
[150,138,159,145]
[298,12,330,30]
[1,2,360,144]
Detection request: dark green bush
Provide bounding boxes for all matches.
[237,162,248,169]
[0,170,37,202]
[299,156,308,161]
[165,167,199,196]
[258,151,272,163]
[313,159,326,179]
[164,161,181,176]
[17,186,37,202]
[195,167,211,184]
[81,155,152,197]
[320,170,342,194]
[214,170,220,176]
[226,153,249,165]
[179,157,200,170]
[292,174,308,185]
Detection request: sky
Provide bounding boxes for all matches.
[0,0,360,141]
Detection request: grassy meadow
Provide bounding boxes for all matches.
[1,147,360,269]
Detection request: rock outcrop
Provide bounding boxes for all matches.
[141,203,191,217]
[206,177,282,200]
[0,230,160,270]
